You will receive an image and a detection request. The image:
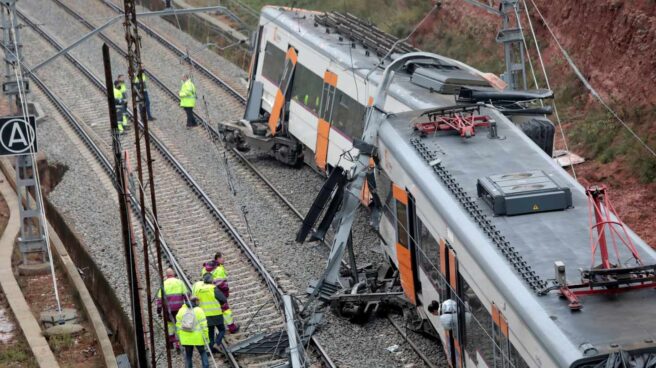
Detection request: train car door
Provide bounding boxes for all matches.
[315,70,338,171]
[267,46,298,136]
[392,184,418,304]
[440,240,464,368]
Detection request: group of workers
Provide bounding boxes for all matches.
[112,70,197,133]
[157,252,239,368]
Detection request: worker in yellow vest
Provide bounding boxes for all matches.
[179,73,197,127]
[116,75,130,129]
[201,252,239,333]
[176,296,209,368]
[113,81,127,134]
[192,273,227,353]
[157,268,188,351]
[133,70,155,121]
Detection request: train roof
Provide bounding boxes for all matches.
[261,6,656,362]
[260,6,475,110]
[379,106,656,359]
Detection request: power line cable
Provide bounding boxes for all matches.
[526,0,656,160]
[520,0,576,180]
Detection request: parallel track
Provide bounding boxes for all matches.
[21,0,438,365]
[17,8,288,368]
[93,2,440,367]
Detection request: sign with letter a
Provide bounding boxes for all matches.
[0,116,37,156]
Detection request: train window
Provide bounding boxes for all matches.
[460,277,495,367]
[416,218,444,294]
[396,201,408,247]
[262,42,286,84]
[331,90,366,138]
[375,168,393,221]
[291,64,322,115]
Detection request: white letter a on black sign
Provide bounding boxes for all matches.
[8,122,27,148]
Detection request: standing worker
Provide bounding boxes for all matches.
[133,69,156,121]
[116,74,130,129]
[192,273,227,353]
[179,73,197,128]
[201,252,239,334]
[157,268,188,351]
[176,296,209,368]
[113,80,127,134]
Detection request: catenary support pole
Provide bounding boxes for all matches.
[103,44,148,368]
[121,0,172,365]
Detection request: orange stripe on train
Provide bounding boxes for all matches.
[315,119,330,170]
[396,243,416,305]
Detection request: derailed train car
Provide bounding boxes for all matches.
[222,6,656,368]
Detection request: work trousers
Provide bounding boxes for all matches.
[184,107,196,127]
[144,91,153,119]
[183,345,209,368]
[164,308,180,345]
[208,316,225,348]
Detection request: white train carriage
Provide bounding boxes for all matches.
[234,6,656,368]
[239,7,551,170]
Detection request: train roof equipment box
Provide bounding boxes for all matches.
[476,170,572,216]
[410,65,490,94]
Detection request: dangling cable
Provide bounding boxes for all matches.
[526,0,656,160]
[522,0,577,180]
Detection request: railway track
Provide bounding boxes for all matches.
[16,8,293,368]
[57,1,440,366]
[16,0,440,365]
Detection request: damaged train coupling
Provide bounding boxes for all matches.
[217,117,304,166]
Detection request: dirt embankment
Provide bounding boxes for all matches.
[531,0,656,108]
[419,0,656,246]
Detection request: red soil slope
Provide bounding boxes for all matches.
[422,0,656,247]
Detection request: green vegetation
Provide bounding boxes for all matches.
[0,341,38,368]
[48,333,74,354]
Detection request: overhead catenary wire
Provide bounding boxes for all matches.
[520,0,576,180]
[525,0,656,160]
[6,6,63,314]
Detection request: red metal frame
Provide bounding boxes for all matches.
[415,114,491,138]
[558,185,656,310]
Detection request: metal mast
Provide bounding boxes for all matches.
[1,0,48,268]
[461,0,528,90]
[102,44,148,368]
[121,0,171,366]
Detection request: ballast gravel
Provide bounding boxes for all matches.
[20,0,447,366]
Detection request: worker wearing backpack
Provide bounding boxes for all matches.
[176,296,209,368]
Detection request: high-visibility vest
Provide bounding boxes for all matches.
[118,82,127,97]
[157,277,187,312]
[133,74,148,91]
[175,305,208,346]
[179,79,196,108]
[113,87,124,105]
[192,281,222,317]
[201,264,227,284]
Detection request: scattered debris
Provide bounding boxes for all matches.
[553,149,585,167]
[386,344,400,353]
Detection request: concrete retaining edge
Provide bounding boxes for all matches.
[0,166,59,367]
[0,158,121,368]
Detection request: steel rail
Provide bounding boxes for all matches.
[15,9,252,368]
[94,3,435,365]
[46,2,342,366]
[90,3,431,366]
[100,0,247,105]
[0,35,223,365]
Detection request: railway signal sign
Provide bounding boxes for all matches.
[0,116,37,156]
